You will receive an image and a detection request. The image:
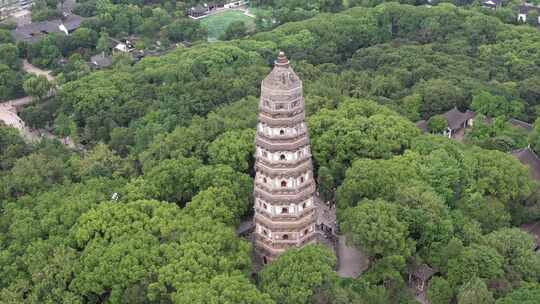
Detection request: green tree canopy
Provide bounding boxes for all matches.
[208,129,254,173]
[427,277,453,304]
[471,91,523,118]
[496,283,540,304]
[222,21,248,40]
[457,277,494,304]
[427,114,447,133]
[0,43,20,69]
[70,199,255,303]
[259,245,337,304]
[23,75,51,101]
[341,199,414,259]
[448,244,504,287]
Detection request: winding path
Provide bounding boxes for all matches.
[1,60,54,123]
[0,62,73,146]
[22,60,54,82]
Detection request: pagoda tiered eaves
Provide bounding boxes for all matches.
[253,52,318,263]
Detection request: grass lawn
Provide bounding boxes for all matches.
[200,10,255,42]
[247,6,268,16]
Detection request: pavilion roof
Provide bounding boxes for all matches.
[416,120,428,133]
[443,107,475,130]
[511,147,540,181]
[508,118,533,132]
[519,221,540,248]
[411,264,437,281]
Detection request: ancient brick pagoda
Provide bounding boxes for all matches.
[253,52,318,263]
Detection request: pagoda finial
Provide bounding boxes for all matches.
[275,51,289,66]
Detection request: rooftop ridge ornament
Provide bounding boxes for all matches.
[275,51,289,67]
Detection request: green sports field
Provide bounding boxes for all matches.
[200,10,255,41]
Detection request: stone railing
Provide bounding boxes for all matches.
[256,128,307,141]
[254,183,315,204]
[255,208,315,226]
[255,232,317,250]
[255,157,312,174]
[254,179,314,195]
[258,99,305,115]
[258,111,305,127]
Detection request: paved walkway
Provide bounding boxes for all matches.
[415,291,430,304]
[0,102,77,147]
[336,235,369,278]
[0,64,76,147]
[0,104,25,130]
[1,95,33,107]
[0,103,38,141]
[22,60,54,82]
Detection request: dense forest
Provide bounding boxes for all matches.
[2,2,540,303]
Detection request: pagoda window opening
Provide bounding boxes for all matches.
[288,73,295,81]
[263,256,268,264]
[302,202,307,209]
[281,180,287,187]
[263,229,268,236]
[281,207,288,214]
[304,229,308,235]
[298,151,303,158]
[263,177,267,183]
[263,203,267,209]
[280,129,285,135]
[276,104,285,110]
[300,176,304,183]
[280,154,286,160]
[262,151,268,158]
[282,234,289,239]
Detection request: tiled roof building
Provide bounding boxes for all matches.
[416,107,475,139]
[11,14,82,44]
[511,147,540,181]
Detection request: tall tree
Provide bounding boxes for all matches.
[208,129,254,173]
[259,245,337,304]
[427,277,453,304]
[23,75,51,101]
[471,91,523,118]
[0,43,20,69]
[341,199,414,259]
[496,283,540,304]
[222,21,247,40]
[457,277,494,304]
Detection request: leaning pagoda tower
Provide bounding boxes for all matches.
[253,52,318,263]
